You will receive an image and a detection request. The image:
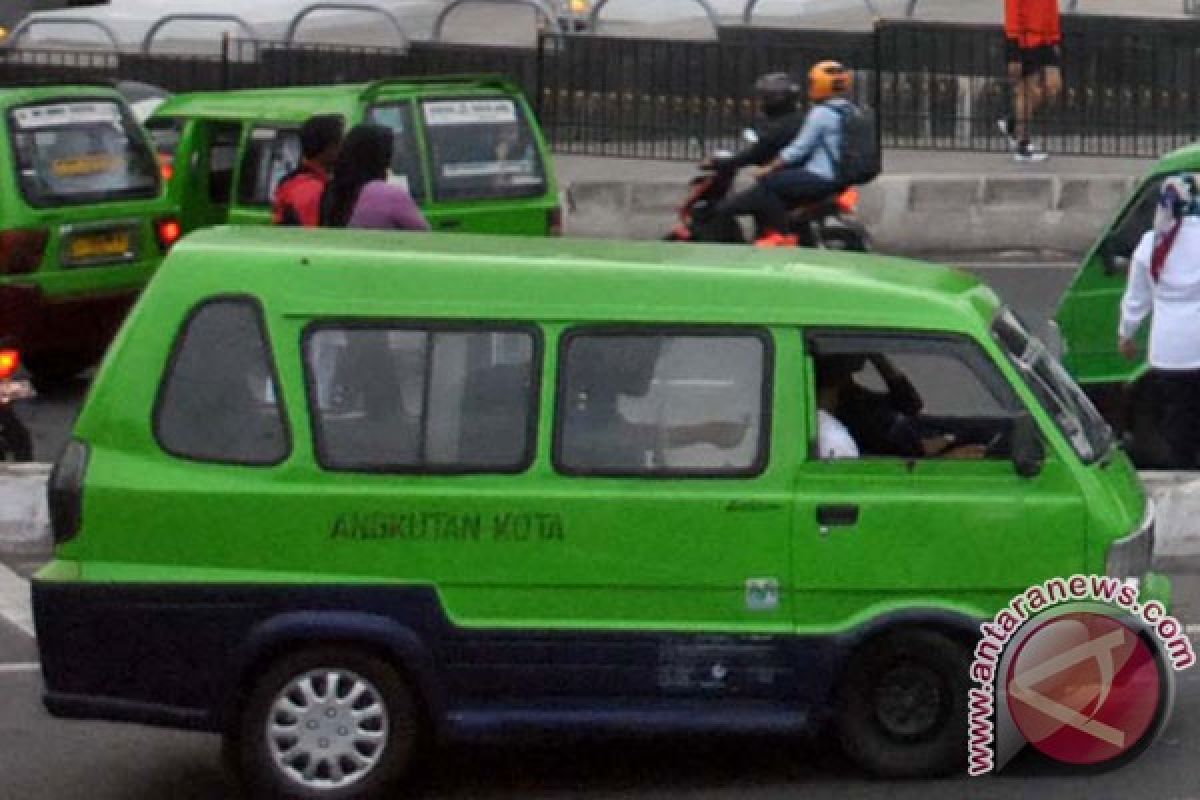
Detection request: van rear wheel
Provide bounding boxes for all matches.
[836,630,969,778]
[231,647,421,800]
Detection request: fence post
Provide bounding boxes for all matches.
[873,18,884,169]
[535,31,546,120]
[220,33,231,90]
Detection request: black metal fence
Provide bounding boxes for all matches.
[4,14,1200,160]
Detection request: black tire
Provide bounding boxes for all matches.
[836,630,970,778]
[820,225,871,252]
[24,352,96,393]
[231,647,421,800]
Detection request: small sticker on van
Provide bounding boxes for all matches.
[13,102,121,130]
[423,99,517,126]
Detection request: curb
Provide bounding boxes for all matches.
[1,465,1198,562]
[563,173,1140,257]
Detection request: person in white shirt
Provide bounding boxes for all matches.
[816,358,861,459]
[1118,173,1200,468]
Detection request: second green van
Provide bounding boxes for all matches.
[146,75,561,237]
[36,231,1169,796]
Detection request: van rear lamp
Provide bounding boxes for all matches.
[0,349,18,381]
[48,440,90,546]
[159,155,175,182]
[0,228,49,275]
[156,218,183,251]
[548,206,564,237]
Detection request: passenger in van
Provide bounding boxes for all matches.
[319,124,430,232]
[273,114,344,227]
[563,338,750,470]
[815,359,860,460]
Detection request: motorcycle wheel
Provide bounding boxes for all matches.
[820,226,871,252]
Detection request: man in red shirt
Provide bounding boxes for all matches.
[999,0,1063,163]
[273,114,344,226]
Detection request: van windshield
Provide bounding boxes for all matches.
[993,309,1114,464]
[419,97,547,202]
[8,99,160,208]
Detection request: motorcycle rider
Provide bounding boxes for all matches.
[703,73,807,243]
[752,60,856,247]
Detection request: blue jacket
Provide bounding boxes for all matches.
[778,97,852,182]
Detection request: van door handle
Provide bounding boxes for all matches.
[435,218,462,230]
[817,504,859,531]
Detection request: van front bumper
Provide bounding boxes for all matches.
[0,283,139,358]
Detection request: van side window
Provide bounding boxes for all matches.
[207,122,242,205]
[304,326,539,473]
[810,333,1020,462]
[364,103,426,202]
[238,127,302,206]
[155,298,289,465]
[555,330,769,477]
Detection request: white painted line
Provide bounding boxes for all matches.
[0,663,38,674]
[0,562,34,638]
[1187,624,1200,636]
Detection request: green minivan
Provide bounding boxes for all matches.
[1055,144,1200,466]
[35,230,1166,795]
[0,82,177,385]
[146,75,561,237]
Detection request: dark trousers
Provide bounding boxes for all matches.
[760,169,840,234]
[714,185,770,241]
[1155,368,1200,468]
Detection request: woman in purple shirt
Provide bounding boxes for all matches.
[319,124,430,231]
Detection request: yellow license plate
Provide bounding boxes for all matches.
[67,230,132,263]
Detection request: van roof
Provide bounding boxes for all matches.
[149,75,524,122]
[1155,141,1200,176]
[156,228,1001,333]
[0,83,125,107]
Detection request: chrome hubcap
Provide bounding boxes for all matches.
[267,669,388,790]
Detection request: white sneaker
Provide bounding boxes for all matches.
[997,117,1019,150]
[1014,142,1050,163]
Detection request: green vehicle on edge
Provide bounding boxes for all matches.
[0,82,177,386]
[146,75,562,237]
[1055,142,1200,467]
[35,230,1166,796]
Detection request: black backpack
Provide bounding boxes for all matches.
[827,101,882,187]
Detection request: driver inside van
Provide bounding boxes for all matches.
[815,353,988,460]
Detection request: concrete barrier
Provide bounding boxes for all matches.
[2,465,1197,563]
[564,172,1140,256]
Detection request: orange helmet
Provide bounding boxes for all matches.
[808,60,853,102]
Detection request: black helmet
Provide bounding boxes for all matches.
[754,72,801,118]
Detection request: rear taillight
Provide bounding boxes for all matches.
[0,349,18,381]
[156,218,183,252]
[0,228,49,275]
[48,439,89,546]
[159,154,175,182]
[548,206,564,237]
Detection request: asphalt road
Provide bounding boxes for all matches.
[12,258,1193,799]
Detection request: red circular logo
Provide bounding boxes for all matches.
[1006,612,1163,766]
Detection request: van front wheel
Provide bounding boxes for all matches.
[836,630,969,778]
[232,647,421,800]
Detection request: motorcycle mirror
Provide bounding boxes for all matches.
[742,128,759,144]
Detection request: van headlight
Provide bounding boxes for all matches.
[1107,501,1155,579]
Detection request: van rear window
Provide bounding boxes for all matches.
[8,99,160,208]
[556,330,770,477]
[155,298,290,466]
[420,97,547,202]
[304,325,539,473]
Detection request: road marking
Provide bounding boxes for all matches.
[1187,625,1200,637]
[0,663,38,674]
[0,562,34,638]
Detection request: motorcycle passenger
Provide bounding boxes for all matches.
[752,61,856,248]
[704,73,807,242]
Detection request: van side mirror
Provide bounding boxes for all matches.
[1100,238,1131,276]
[1012,412,1045,479]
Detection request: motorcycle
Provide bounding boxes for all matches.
[666,131,871,252]
[0,347,34,462]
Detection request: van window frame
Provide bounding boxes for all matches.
[237,123,303,208]
[553,325,774,480]
[300,319,544,476]
[152,294,293,467]
[805,329,1024,464]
